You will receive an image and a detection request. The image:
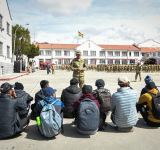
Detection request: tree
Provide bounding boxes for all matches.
[24,44,40,62]
[12,24,31,61]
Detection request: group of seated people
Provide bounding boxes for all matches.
[0,75,160,139]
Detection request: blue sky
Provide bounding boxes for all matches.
[7,0,160,45]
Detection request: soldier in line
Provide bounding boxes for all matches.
[27,63,31,75]
[135,62,142,82]
[70,51,87,89]
[51,64,55,75]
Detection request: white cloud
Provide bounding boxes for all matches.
[32,0,94,15]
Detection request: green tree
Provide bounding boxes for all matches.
[24,44,40,62]
[12,24,30,61]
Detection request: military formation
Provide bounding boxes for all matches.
[59,64,160,73]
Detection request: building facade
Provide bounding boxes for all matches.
[0,0,13,75]
[34,41,142,68]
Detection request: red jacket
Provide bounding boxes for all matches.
[72,93,100,110]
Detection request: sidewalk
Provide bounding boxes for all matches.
[0,72,27,81]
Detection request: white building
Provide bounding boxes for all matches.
[0,0,12,75]
[34,40,141,68]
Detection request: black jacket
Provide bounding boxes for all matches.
[61,85,82,117]
[0,94,25,139]
[15,90,33,118]
[35,89,45,104]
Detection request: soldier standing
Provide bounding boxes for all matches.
[51,64,55,75]
[135,62,142,82]
[46,63,51,74]
[70,51,87,88]
[27,63,31,75]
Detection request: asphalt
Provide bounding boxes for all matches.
[0,70,160,150]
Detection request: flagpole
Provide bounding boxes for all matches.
[77,31,79,44]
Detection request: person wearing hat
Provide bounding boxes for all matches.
[35,87,64,120]
[135,62,142,82]
[137,82,160,127]
[70,51,87,89]
[93,79,111,130]
[111,76,139,132]
[0,82,25,139]
[27,63,31,75]
[61,78,82,118]
[14,82,33,129]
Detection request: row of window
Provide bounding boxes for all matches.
[0,42,10,58]
[40,50,140,57]
[0,14,10,35]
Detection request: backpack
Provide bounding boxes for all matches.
[77,99,100,131]
[38,100,62,138]
[148,92,160,120]
[95,89,111,112]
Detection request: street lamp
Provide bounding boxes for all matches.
[12,23,29,62]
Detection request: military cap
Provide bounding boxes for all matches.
[76,51,81,55]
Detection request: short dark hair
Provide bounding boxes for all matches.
[40,80,49,88]
[82,85,92,94]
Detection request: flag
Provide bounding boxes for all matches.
[78,31,84,38]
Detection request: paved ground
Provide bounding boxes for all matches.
[0,73,27,80]
[0,70,160,150]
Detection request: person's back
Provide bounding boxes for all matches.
[61,78,82,118]
[111,76,138,131]
[0,83,25,139]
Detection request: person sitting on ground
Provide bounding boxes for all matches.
[30,80,49,120]
[61,78,82,118]
[111,76,138,132]
[0,82,25,139]
[93,79,111,130]
[34,87,64,123]
[140,75,159,96]
[14,82,33,129]
[72,85,100,135]
[137,82,160,127]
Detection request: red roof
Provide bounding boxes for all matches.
[140,47,160,53]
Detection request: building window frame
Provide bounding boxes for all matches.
[58,59,61,65]
[99,51,105,57]
[90,51,96,56]
[45,59,51,62]
[55,50,61,56]
[153,52,156,56]
[122,51,127,56]
[99,59,105,64]
[115,51,120,56]
[64,50,70,56]
[158,52,160,56]
[7,22,10,35]
[83,51,88,56]
[134,52,139,56]
[108,51,113,56]
[45,50,51,56]
[7,46,10,58]
[0,42,3,56]
[84,59,88,65]
[90,59,95,65]
[40,50,44,55]
[64,59,70,64]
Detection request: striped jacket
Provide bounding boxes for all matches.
[111,87,138,127]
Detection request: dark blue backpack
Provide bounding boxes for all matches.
[77,99,100,131]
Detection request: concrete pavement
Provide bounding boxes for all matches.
[0,70,160,150]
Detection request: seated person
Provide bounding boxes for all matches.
[0,82,25,139]
[14,82,33,128]
[72,85,100,135]
[111,76,138,132]
[137,82,160,127]
[141,75,159,96]
[34,87,64,129]
[61,78,82,118]
[93,79,111,130]
[30,80,49,120]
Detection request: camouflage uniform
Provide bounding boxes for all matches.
[27,65,31,74]
[70,53,87,88]
[135,63,142,82]
[51,65,55,75]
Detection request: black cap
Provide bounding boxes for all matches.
[95,79,105,87]
[70,78,79,85]
[146,82,156,90]
[82,85,92,94]
[0,82,13,93]
[40,80,49,88]
[14,82,24,90]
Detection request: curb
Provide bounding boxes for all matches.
[0,73,28,81]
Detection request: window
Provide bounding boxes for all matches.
[45,59,51,62]
[115,60,120,64]
[142,53,145,56]
[64,59,70,64]
[90,60,95,65]
[58,59,61,65]
[64,51,70,56]
[147,54,149,57]
[100,59,105,64]
[0,15,2,28]
[7,22,10,35]
[108,51,113,56]
[40,50,44,55]
[83,51,88,56]
[55,50,61,56]
[158,52,160,56]
[108,60,113,64]
[7,46,10,58]
[122,52,127,56]
[99,51,105,56]
[129,52,131,57]
[39,59,44,62]
[115,51,120,56]
[130,60,135,64]
[153,53,156,56]
[0,42,2,56]
[134,52,139,56]
[88,43,90,48]
[122,60,126,65]
[90,51,96,56]
[84,60,88,65]
[45,50,51,56]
